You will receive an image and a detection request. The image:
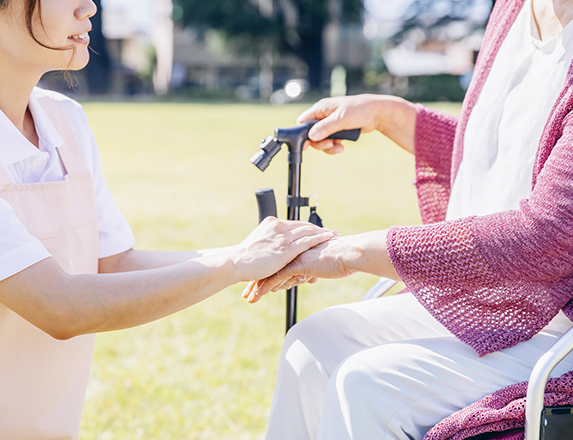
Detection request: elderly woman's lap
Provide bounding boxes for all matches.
[266,293,573,440]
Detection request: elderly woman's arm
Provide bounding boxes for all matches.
[250,104,573,358]
[298,95,459,224]
[267,113,573,356]
[297,94,419,154]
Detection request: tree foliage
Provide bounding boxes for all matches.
[391,0,492,44]
[175,0,363,89]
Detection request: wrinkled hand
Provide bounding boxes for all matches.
[297,94,416,155]
[242,235,360,303]
[232,217,338,283]
[297,94,388,154]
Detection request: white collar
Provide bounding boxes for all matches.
[0,88,64,166]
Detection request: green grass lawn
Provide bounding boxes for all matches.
[79,100,461,439]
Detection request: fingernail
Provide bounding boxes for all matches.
[309,127,323,141]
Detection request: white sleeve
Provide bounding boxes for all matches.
[90,137,136,259]
[0,197,51,281]
[58,98,136,259]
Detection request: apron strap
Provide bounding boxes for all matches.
[35,97,89,176]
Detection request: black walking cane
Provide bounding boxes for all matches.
[250,119,361,333]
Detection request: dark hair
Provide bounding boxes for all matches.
[1,0,74,53]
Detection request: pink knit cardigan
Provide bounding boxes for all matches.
[385,0,573,437]
[387,0,573,357]
[425,371,573,440]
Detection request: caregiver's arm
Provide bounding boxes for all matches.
[0,218,336,340]
[297,94,418,154]
[98,247,236,273]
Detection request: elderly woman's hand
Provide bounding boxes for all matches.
[297,94,417,155]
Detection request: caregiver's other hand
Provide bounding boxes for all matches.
[231,217,338,283]
[243,231,400,303]
[297,94,416,155]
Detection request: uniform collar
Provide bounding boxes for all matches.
[0,88,64,166]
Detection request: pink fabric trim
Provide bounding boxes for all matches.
[414,104,458,224]
[424,371,573,440]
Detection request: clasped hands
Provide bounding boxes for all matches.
[241,228,398,304]
[242,233,360,304]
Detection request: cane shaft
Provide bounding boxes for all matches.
[286,287,298,333]
[286,162,302,333]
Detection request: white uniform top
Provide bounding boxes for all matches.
[0,87,135,280]
[447,0,573,220]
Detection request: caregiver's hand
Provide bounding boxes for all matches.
[298,94,417,155]
[243,231,400,303]
[231,216,339,283]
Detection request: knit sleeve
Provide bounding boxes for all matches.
[414,104,458,224]
[387,114,573,357]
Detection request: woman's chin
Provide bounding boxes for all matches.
[67,54,90,72]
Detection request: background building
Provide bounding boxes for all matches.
[40,0,493,102]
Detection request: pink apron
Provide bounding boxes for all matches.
[0,97,99,439]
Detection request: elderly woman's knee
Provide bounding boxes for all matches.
[285,306,345,347]
[330,343,431,402]
[331,352,379,398]
[280,306,356,378]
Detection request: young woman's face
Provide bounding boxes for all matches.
[0,0,97,74]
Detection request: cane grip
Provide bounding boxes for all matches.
[326,129,361,142]
[256,188,278,224]
[306,119,361,142]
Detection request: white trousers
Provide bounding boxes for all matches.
[264,293,573,440]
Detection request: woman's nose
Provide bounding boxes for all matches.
[75,0,97,21]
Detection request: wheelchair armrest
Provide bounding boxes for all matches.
[525,325,573,440]
[361,278,398,301]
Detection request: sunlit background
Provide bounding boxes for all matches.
[43,0,494,103]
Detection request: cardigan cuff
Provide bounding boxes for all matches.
[387,218,566,356]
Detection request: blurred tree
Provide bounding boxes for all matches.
[83,0,111,94]
[175,0,363,90]
[391,0,491,44]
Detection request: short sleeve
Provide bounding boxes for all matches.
[0,196,51,281]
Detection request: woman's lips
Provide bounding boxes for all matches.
[68,32,90,44]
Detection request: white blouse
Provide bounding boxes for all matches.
[447,0,573,220]
[0,88,135,281]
